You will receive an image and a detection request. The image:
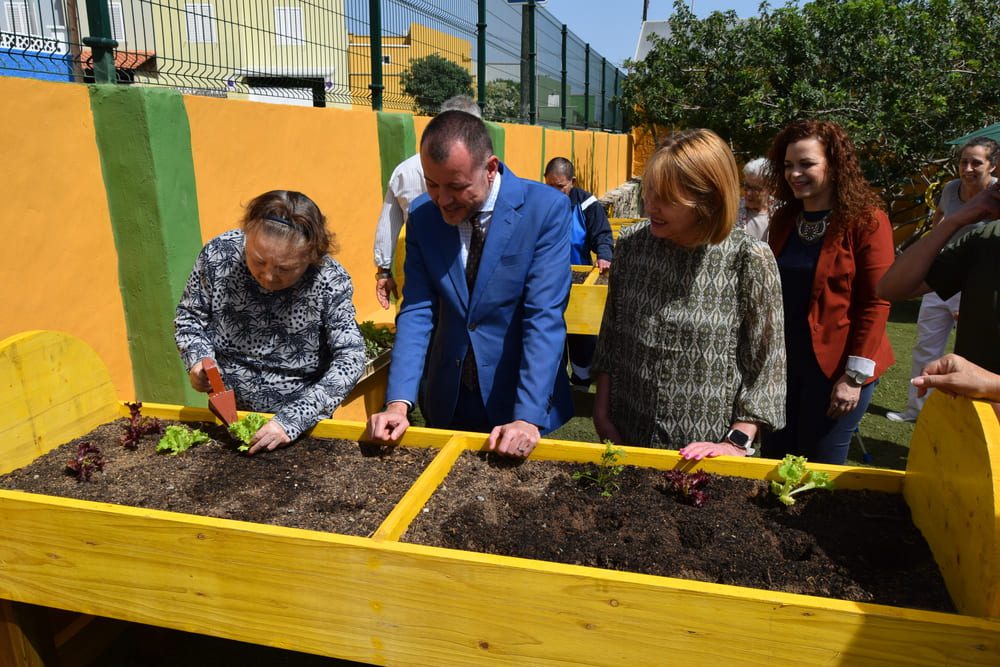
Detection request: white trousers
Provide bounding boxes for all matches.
[904,291,960,414]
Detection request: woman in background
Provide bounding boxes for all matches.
[737,157,773,241]
[887,137,999,423]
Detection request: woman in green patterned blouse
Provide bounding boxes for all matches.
[591,129,787,458]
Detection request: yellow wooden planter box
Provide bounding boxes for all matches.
[2,331,1000,666]
[566,264,607,336]
[332,347,391,422]
[609,217,645,241]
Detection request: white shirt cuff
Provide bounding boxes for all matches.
[846,356,876,381]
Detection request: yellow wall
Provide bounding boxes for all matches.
[501,123,544,183]
[184,95,385,321]
[1,75,631,402]
[542,129,574,183]
[571,130,596,195]
[0,77,133,398]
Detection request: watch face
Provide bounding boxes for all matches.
[726,429,750,448]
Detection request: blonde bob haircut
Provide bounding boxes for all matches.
[643,128,740,246]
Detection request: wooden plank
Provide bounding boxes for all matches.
[527,439,906,493]
[0,331,119,475]
[0,600,56,667]
[0,492,997,666]
[373,435,467,541]
[565,283,607,336]
[906,392,1000,618]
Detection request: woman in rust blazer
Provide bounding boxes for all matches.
[762,120,894,464]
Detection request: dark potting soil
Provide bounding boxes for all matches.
[402,451,955,613]
[0,418,436,537]
[595,272,609,285]
[571,270,590,284]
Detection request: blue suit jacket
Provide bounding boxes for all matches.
[387,163,574,433]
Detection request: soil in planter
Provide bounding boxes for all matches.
[595,272,608,285]
[571,270,590,284]
[0,419,437,537]
[402,452,955,613]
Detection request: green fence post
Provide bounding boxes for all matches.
[368,0,383,111]
[478,0,487,109]
[560,24,567,130]
[583,44,590,130]
[600,57,607,131]
[83,0,117,84]
[528,0,537,125]
[611,69,619,132]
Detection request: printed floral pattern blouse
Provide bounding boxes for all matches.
[175,230,366,439]
[592,222,787,449]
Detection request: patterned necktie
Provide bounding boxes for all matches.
[466,214,485,291]
[462,214,485,391]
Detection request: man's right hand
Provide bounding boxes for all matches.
[366,401,410,443]
[189,358,212,393]
[376,276,398,309]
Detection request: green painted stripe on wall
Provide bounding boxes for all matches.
[89,85,203,406]
[376,112,417,196]
[485,121,505,162]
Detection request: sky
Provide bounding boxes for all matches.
[538,0,773,69]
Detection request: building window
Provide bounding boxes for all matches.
[109,2,126,42]
[382,54,391,64]
[274,7,303,46]
[185,3,216,44]
[5,0,39,35]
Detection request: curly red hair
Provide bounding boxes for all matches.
[766,120,883,239]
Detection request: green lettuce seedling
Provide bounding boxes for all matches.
[770,454,834,506]
[157,424,210,456]
[572,441,626,497]
[228,413,269,451]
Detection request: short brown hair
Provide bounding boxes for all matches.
[421,110,494,165]
[643,129,740,245]
[241,190,336,266]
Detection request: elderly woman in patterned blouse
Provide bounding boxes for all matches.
[591,129,786,459]
[175,190,367,455]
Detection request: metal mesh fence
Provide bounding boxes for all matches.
[1,0,626,129]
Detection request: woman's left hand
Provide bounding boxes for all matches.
[248,420,291,455]
[827,376,862,419]
[679,441,748,460]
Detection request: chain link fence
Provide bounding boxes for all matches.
[1,0,626,130]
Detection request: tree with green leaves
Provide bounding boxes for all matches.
[484,79,521,123]
[400,54,474,117]
[622,0,1000,202]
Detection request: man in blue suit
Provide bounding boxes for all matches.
[367,110,574,457]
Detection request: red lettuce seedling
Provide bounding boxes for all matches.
[120,401,163,450]
[663,469,711,507]
[66,442,106,482]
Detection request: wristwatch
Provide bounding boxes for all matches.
[845,369,870,387]
[723,428,756,456]
[375,268,392,279]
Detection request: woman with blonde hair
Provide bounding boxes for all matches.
[591,128,786,459]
